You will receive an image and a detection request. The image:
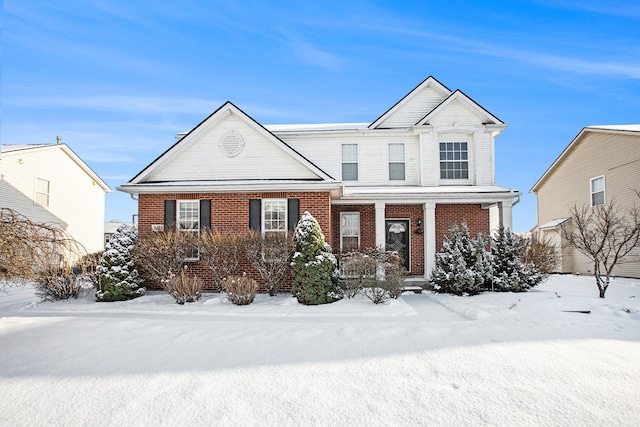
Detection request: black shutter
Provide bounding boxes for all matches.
[249,199,261,231]
[164,200,176,230]
[200,200,211,230]
[287,198,300,231]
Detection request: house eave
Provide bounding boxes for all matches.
[118,180,341,195]
[335,185,521,204]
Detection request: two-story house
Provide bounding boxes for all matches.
[530,125,640,278]
[0,142,111,254]
[119,76,520,288]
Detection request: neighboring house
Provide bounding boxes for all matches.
[530,125,640,278]
[0,143,111,255]
[119,76,520,288]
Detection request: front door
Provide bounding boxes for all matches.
[385,219,410,271]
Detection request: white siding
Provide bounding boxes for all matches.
[0,148,106,254]
[149,113,318,182]
[377,87,448,128]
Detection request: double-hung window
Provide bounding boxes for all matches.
[342,144,358,181]
[177,200,200,260]
[340,212,360,251]
[440,142,469,180]
[262,199,287,235]
[590,176,605,206]
[35,178,50,206]
[388,143,405,181]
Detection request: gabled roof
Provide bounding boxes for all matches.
[123,102,335,191]
[415,90,505,126]
[530,125,640,194]
[0,143,111,192]
[368,76,452,129]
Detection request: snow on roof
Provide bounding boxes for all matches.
[538,218,569,229]
[264,123,370,132]
[586,124,640,132]
[343,185,518,195]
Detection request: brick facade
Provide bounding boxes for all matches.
[434,203,489,250]
[138,191,332,291]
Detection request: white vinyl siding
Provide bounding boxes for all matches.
[590,176,605,206]
[341,144,358,181]
[340,212,360,250]
[263,199,287,234]
[388,143,405,181]
[35,177,50,206]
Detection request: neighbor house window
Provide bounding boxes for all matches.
[388,143,405,180]
[262,199,287,234]
[591,176,605,206]
[342,144,358,181]
[340,212,360,250]
[440,142,469,180]
[35,178,50,206]
[177,200,200,260]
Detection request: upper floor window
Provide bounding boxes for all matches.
[263,199,287,234]
[340,212,360,251]
[341,144,358,181]
[388,143,405,181]
[591,176,605,206]
[35,178,50,206]
[440,142,469,180]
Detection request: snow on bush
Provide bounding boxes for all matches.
[291,211,342,305]
[95,224,144,302]
[223,273,259,305]
[430,223,487,295]
[489,224,543,292]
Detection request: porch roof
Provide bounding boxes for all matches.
[337,185,520,203]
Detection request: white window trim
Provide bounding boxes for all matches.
[590,175,605,207]
[261,198,288,236]
[34,177,50,207]
[340,212,360,250]
[387,142,406,181]
[341,143,359,181]
[438,141,471,182]
[177,200,200,261]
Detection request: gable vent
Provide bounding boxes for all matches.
[219,130,245,158]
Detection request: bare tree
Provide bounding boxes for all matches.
[560,192,640,298]
[0,208,93,299]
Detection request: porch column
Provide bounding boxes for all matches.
[500,200,513,230]
[375,201,386,250]
[424,202,436,278]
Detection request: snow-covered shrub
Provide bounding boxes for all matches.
[164,265,203,304]
[244,230,295,296]
[95,225,144,302]
[489,225,543,292]
[199,231,244,292]
[291,212,342,305]
[223,273,259,305]
[430,223,487,295]
[339,249,378,298]
[341,248,404,303]
[34,271,86,301]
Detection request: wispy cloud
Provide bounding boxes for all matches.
[5,94,221,116]
[279,31,349,70]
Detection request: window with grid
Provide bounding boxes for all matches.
[263,199,287,234]
[440,142,469,180]
[388,143,405,180]
[35,178,50,206]
[342,144,358,181]
[177,200,200,260]
[340,212,360,250]
[591,176,605,206]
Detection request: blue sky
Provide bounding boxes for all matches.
[2,0,639,231]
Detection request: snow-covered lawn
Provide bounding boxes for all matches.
[1,275,639,426]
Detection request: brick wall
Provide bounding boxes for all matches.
[137,191,332,291]
[434,204,489,250]
[331,204,425,276]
